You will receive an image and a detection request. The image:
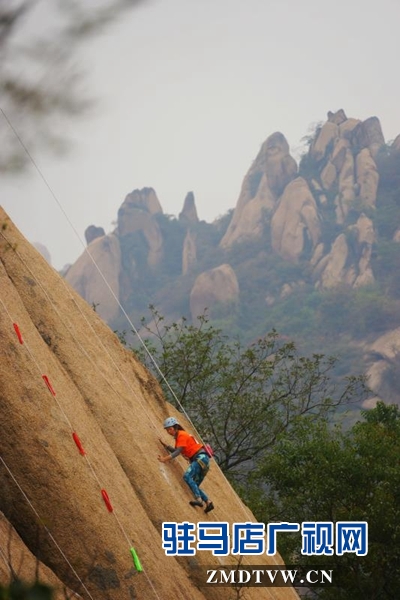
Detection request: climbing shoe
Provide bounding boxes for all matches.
[189,500,204,508]
[204,502,214,514]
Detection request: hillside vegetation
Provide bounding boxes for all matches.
[65,110,400,405]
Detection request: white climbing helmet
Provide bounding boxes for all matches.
[163,416,179,428]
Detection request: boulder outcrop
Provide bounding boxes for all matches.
[118,188,163,268]
[271,177,321,262]
[189,264,239,319]
[0,512,75,600]
[310,121,338,162]
[179,191,199,226]
[353,116,385,159]
[85,225,106,245]
[313,214,375,289]
[310,110,381,224]
[182,229,197,275]
[356,148,379,209]
[0,208,298,600]
[32,242,52,265]
[364,328,400,406]
[65,233,121,322]
[220,132,297,248]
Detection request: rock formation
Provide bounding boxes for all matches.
[364,328,400,407]
[189,264,239,320]
[313,213,375,289]
[0,208,298,600]
[179,191,199,226]
[220,132,297,248]
[271,177,321,263]
[32,242,51,265]
[118,188,164,268]
[85,225,106,245]
[62,110,389,326]
[0,512,76,599]
[182,229,197,276]
[65,233,121,322]
[119,187,163,218]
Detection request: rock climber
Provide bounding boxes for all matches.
[158,416,214,514]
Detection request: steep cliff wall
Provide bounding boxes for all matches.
[0,207,298,600]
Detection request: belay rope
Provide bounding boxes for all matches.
[0,107,274,594]
[0,297,161,597]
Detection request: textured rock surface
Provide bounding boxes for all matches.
[182,229,197,275]
[179,191,199,226]
[0,208,298,600]
[220,132,297,248]
[59,109,388,330]
[190,264,239,319]
[271,177,321,262]
[65,233,121,322]
[119,188,163,219]
[117,188,163,267]
[310,121,338,161]
[313,214,375,289]
[32,243,52,265]
[364,328,400,406]
[85,225,106,245]
[335,148,356,223]
[353,116,385,158]
[356,148,379,208]
[0,512,76,600]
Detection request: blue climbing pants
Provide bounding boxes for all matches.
[183,454,210,502]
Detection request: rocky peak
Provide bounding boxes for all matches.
[312,213,375,289]
[117,187,163,267]
[271,177,321,263]
[179,191,199,226]
[65,233,121,322]
[85,224,105,245]
[189,264,239,320]
[32,242,51,265]
[392,134,400,153]
[264,132,299,197]
[220,131,297,248]
[182,229,197,275]
[118,187,163,226]
[327,108,347,125]
[353,116,385,158]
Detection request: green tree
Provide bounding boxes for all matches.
[249,402,400,599]
[128,307,368,486]
[0,581,52,599]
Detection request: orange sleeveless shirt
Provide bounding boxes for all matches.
[175,430,203,459]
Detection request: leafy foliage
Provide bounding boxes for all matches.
[127,307,368,486]
[248,402,400,599]
[0,581,52,599]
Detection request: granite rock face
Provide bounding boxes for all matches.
[64,111,385,320]
[271,177,321,263]
[179,191,199,226]
[189,264,239,319]
[118,188,164,268]
[85,225,105,245]
[65,233,121,322]
[220,132,297,249]
[0,208,298,600]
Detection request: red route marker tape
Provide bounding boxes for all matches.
[101,489,114,513]
[42,375,56,396]
[72,432,86,456]
[13,323,23,344]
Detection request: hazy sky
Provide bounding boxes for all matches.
[2,0,400,269]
